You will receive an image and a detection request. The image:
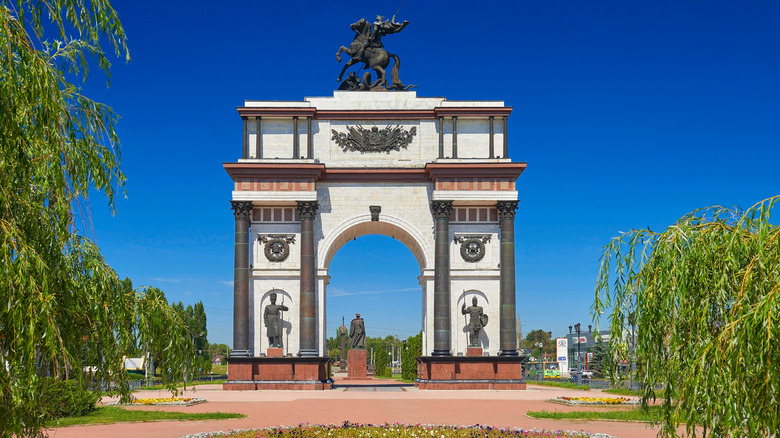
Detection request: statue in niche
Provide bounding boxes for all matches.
[348,313,366,349]
[462,297,489,347]
[263,292,288,348]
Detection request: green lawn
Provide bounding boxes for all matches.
[525,380,590,391]
[374,374,415,384]
[527,406,661,422]
[46,406,244,427]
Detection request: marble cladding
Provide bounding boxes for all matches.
[238,92,517,358]
[248,182,505,357]
[242,91,509,165]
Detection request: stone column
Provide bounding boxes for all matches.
[430,201,453,356]
[297,200,319,357]
[496,200,519,356]
[293,116,300,159]
[241,117,248,159]
[306,117,313,159]
[255,117,262,159]
[231,200,253,356]
[489,116,495,159]
[438,116,444,159]
[451,116,458,159]
[502,116,509,159]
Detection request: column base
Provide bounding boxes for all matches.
[498,350,519,357]
[415,355,526,390]
[224,356,332,390]
[299,349,318,357]
[431,349,452,356]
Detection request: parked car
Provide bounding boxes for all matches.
[568,368,594,379]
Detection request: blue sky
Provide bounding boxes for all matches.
[83,0,779,347]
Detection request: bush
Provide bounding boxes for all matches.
[401,331,422,381]
[41,378,100,419]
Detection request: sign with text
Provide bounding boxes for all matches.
[556,337,568,372]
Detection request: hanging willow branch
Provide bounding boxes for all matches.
[1,1,196,436]
[593,196,780,437]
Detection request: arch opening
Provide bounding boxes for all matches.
[318,214,431,271]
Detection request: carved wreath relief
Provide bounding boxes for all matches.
[259,235,295,262]
[454,235,491,263]
[331,124,416,153]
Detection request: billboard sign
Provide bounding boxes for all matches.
[556,337,568,372]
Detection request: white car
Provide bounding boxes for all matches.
[569,369,594,378]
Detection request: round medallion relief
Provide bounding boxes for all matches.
[460,238,486,262]
[264,239,290,262]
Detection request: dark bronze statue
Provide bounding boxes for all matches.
[263,292,289,348]
[348,313,366,349]
[462,297,488,347]
[336,16,415,91]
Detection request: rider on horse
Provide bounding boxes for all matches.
[353,15,408,65]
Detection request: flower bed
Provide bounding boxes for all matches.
[182,421,616,438]
[552,396,637,406]
[108,397,206,406]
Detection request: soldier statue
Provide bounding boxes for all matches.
[461,297,489,347]
[349,313,366,349]
[263,292,288,348]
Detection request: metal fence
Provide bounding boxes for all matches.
[125,374,228,391]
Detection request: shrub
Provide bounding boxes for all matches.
[401,331,422,381]
[41,378,100,419]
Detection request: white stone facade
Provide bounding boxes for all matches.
[227,91,525,357]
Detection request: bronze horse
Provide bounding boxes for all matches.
[336,19,413,90]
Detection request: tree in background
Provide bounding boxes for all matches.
[587,336,610,378]
[594,196,780,437]
[373,342,392,377]
[172,300,211,375]
[521,329,555,359]
[401,331,422,381]
[209,344,231,362]
[0,1,196,435]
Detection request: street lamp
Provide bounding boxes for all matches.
[534,342,544,382]
[569,323,591,385]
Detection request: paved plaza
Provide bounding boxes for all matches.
[47,375,675,438]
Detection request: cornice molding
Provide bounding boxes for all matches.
[237,107,513,120]
[425,162,527,180]
[224,163,325,180]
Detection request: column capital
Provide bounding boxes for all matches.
[296,200,319,220]
[430,200,453,219]
[495,200,519,219]
[231,200,253,221]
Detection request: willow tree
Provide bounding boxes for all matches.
[593,196,780,437]
[1,1,195,436]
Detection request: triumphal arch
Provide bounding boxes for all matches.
[224,15,526,390]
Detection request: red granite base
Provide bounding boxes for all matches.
[266,348,284,357]
[224,356,332,390]
[466,347,483,357]
[415,356,526,390]
[346,349,368,379]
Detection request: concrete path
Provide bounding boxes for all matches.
[46,376,675,438]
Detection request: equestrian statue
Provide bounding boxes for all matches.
[336,15,416,91]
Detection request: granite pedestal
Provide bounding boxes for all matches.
[346,349,370,380]
[224,355,332,390]
[415,353,526,390]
